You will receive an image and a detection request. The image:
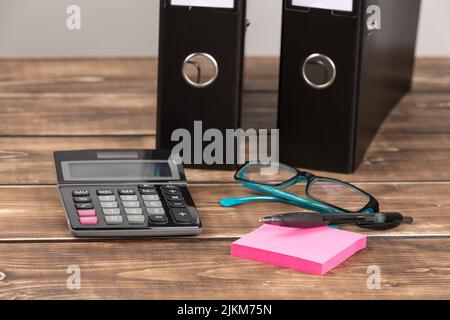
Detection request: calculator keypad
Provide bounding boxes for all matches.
[68,184,195,229]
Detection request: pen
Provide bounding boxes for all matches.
[260,212,414,230]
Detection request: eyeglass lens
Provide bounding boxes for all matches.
[238,163,298,186]
[307,179,370,212]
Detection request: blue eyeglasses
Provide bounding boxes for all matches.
[221,162,380,214]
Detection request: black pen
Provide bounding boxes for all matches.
[260,212,413,230]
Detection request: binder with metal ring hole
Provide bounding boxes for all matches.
[278,0,421,173]
[157,0,247,170]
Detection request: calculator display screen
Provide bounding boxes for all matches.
[61,160,180,181]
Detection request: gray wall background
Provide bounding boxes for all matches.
[0,0,448,58]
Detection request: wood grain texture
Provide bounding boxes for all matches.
[0,67,450,136]
[412,58,450,92]
[243,92,450,134]
[0,59,156,93]
[0,137,154,185]
[0,239,448,300]
[0,183,449,241]
[1,92,449,136]
[0,57,449,300]
[2,133,450,185]
[0,93,154,136]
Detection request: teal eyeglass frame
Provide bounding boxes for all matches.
[221,162,380,214]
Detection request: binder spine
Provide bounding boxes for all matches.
[278,0,363,173]
[156,0,247,169]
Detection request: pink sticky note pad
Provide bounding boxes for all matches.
[231,225,367,275]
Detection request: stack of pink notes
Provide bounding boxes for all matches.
[231,224,367,276]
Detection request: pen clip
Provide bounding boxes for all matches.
[357,220,402,231]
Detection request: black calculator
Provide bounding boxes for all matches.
[54,150,203,237]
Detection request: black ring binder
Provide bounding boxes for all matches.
[156,0,247,170]
[278,0,421,173]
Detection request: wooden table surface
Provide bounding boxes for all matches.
[0,57,449,300]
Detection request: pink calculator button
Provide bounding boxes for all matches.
[79,216,98,225]
[77,209,96,217]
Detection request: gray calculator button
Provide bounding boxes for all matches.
[101,202,118,208]
[97,189,114,196]
[127,215,146,224]
[125,208,143,215]
[119,189,136,195]
[145,201,163,208]
[120,195,138,201]
[142,195,160,201]
[103,208,121,216]
[140,188,157,195]
[105,215,123,225]
[122,201,141,208]
[98,195,116,202]
[147,208,165,215]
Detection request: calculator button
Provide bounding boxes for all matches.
[164,194,184,201]
[171,208,193,223]
[101,202,118,208]
[145,201,163,208]
[97,189,114,196]
[168,201,186,208]
[103,208,121,216]
[161,185,180,191]
[73,196,92,203]
[122,201,140,208]
[140,188,158,195]
[142,195,160,201]
[138,184,154,189]
[73,190,89,197]
[149,214,168,224]
[75,203,94,210]
[127,215,146,225]
[119,189,136,195]
[105,215,123,225]
[147,208,165,215]
[98,195,116,202]
[125,208,143,215]
[120,195,138,201]
[77,209,96,217]
[79,216,98,225]
[163,189,182,196]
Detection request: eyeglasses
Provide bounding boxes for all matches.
[221,162,380,214]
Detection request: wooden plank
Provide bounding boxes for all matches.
[0,93,155,136]
[0,238,448,299]
[381,93,450,134]
[1,90,449,136]
[0,92,447,137]
[413,58,450,92]
[0,183,449,241]
[1,60,449,136]
[0,58,156,93]
[2,133,450,185]
[1,58,449,94]
[0,137,154,185]
[243,92,450,134]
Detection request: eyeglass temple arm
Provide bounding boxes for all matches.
[243,182,341,214]
[221,196,293,207]
[220,194,337,214]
